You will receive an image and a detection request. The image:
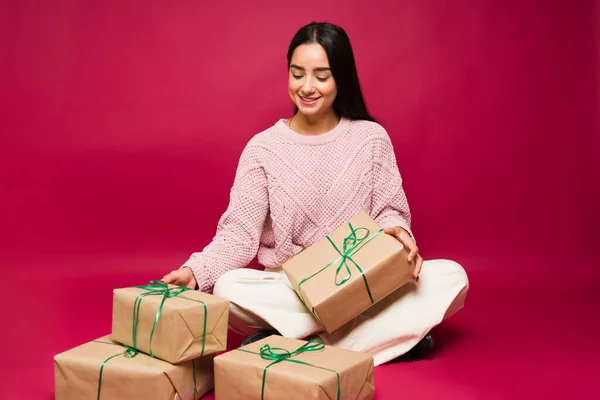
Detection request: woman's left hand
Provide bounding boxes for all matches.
[384,226,423,286]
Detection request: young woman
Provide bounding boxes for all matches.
[163,22,468,366]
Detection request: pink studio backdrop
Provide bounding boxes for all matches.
[2,0,598,265]
[0,0,599,398]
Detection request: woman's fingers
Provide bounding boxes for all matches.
[384,226,422,285]
[383,227,398,236]
[407,245,419,263]
[384,227,416,253]
[414,254,423,278]
[162,270,179,285]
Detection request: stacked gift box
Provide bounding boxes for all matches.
[54,211,414,399]
[54,281,229,399]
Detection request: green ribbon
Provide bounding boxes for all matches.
[238,339,340,400]
[297,224,383,309]
[93,340,197,400]
[93,341,139,400]
[131,280,207,358]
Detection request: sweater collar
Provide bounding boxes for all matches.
[276,117,350,145]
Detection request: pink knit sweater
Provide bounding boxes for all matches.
[183,117,413,292]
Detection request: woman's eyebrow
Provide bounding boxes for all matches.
[290,64,331,72]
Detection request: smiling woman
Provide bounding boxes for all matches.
[162,21,469,367]
[285,22,376,135]
[287,44,338,134]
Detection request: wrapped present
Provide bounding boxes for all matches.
[53,335,214,400]
[112,280,229,363]
[214,335,374,399]
[283,211,414,333]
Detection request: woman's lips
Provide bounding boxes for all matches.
[299,96,321,106]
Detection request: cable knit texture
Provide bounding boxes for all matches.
[183,117,413,292]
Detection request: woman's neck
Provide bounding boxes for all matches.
[289,111,340,136]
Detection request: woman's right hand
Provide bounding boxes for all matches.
[162,267,198,290]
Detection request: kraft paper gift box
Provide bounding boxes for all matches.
[54,335,214,400]
[283,211,414,333]
[112,281,229,363]
[214,335,374,400]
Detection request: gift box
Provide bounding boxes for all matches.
[54,335,214,400]
[112,281,229,363]
[283,211,414,333]
[214,335,374,399]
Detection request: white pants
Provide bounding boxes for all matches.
[213,259,469,366]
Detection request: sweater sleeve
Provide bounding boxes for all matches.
[370,129,415,239]
[181,144,269,292]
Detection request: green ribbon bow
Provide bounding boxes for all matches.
[132,280,207,358]
[93,340,197,400]
[238,339,340,400]
[297,223,383,308]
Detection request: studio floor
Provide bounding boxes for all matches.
[4,250,598,399]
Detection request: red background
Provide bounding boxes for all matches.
[1,0,598,398]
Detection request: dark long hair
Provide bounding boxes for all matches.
[287,22,376,122]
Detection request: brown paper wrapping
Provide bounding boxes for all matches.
[214,336,374,400]
[54,335,214,400]
[283,211,414,333]
[112,285,229,363]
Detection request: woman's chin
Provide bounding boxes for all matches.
[295,104,323,117]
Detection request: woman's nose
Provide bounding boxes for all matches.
[302,77,316,93]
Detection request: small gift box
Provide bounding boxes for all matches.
[283,211,414,333]
[214,335,374,399]
[54,335,214,400]
[112,280,229,363]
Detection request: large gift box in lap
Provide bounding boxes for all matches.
[111,281,229,363]
[283,211,414,333]
[54,335,214,400]
[214,335,374,399]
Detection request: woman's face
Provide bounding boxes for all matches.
[288,43,337,118]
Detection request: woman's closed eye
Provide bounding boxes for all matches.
[291,74,331,82]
